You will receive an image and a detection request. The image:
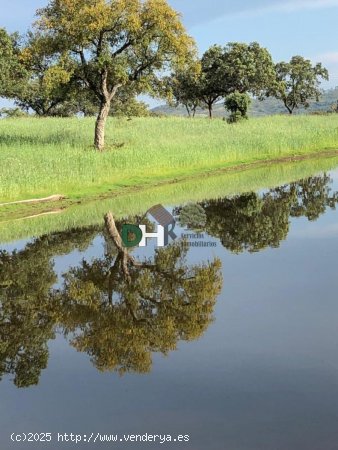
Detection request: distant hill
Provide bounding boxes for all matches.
[152,88,338,118]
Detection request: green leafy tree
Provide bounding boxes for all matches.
[225,91,251,123]
[0,28,27,98]
[169,63,202,117]
[110,94,150,118]
[0,29,81,117]
[35,87,151,118]
[221,42,275,97]
[16,32,77,116]
[199,45,226,118]
[33,0,195,150]
[268,56,329,114]
[199,42,275,118]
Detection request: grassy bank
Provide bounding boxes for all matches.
[1,154,338,243]
[1,115,338,203]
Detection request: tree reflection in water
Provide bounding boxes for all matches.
[54,213,222,375]
[0,216,222,386]
[198,174,338,253]
[1,174,337,387]
[0,228,99,387]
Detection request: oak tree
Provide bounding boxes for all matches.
[169,63,202,117]
[268,56,329,114]
[198,42,275,118]
[199,45,225,118]
[34,0,195,150]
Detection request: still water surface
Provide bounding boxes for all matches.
[1,168,338,449]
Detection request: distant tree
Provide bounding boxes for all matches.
[221,42,276,97]
[199,42,275,118]
[32,0,195,150]
[199,45,226,118]
[330,100,338,113]
[169,63,202,117]
[0,107,28,118]
[225,91,251,123]
[110,95,150,118]
[268,56,329,114]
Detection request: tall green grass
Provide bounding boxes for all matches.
[1,115,338,203]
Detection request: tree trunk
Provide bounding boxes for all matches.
[208,103,213,119]
[104,212,132,282]
[284,101,293,115]
[104,212,124,252]
[94,100,111,151]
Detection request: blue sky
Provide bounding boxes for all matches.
[1,0,338,107]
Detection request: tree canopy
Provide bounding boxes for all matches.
[268,56,329,114]
[0,28,27,98]
[173,42,276,118]
[168,64,202,117]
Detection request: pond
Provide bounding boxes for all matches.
[1,164,338,449]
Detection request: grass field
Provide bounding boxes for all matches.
[1,115,338,203]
